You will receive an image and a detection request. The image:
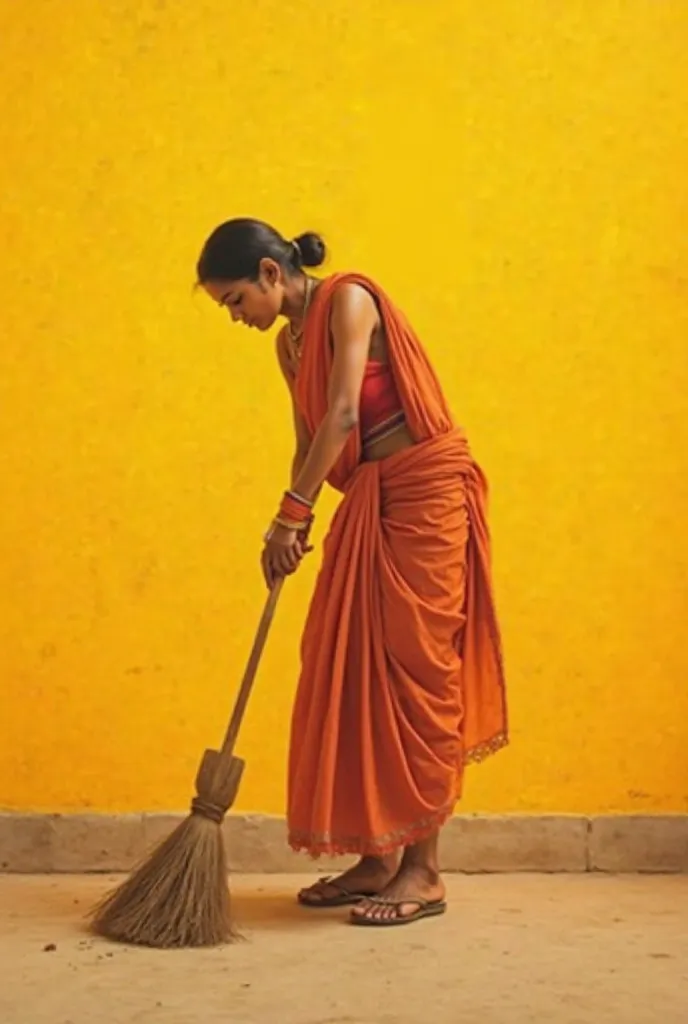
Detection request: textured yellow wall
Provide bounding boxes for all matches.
[1,2,687,816]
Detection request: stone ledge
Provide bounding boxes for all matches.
[440,814,589,872]
[0,813,686,874]
[589,815,688,873]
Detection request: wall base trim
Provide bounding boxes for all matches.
[1,812,687,874]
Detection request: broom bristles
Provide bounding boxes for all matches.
[89,813,238,948]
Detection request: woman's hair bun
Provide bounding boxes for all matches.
[293,232,327,269]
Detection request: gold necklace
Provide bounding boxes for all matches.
[287,277,315,363]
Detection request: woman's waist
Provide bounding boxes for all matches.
[361,416,414,462]
[353,426,474,486]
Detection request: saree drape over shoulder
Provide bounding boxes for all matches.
[288,273,507,857]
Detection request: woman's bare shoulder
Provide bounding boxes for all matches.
[329,278,380,325]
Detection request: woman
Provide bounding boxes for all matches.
[197,218,508,927]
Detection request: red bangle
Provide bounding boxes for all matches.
[279,490,313,525]
[285,489,313,511]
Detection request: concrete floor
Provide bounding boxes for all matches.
[0,874,686,1024]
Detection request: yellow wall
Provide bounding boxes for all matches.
[1,1,687,817]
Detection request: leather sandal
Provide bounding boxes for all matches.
[297,875,379,908]
[350,895,447,926]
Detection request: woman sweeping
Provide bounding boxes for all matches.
[197,219,508,927]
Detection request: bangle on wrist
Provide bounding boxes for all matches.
[263,490,315,543]
[278,491,313,527]
[285,489,314,510]
[263,513,314,543]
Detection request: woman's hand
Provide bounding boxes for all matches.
[261,522,312,589]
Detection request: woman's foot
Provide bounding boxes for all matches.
[350,863,446,925]
[297,854,398,907]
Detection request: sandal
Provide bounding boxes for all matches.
[297,875,379,908]
[350,895,447,927]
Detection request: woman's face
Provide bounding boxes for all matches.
[203,259,285,332]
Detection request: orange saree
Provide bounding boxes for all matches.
[287,273,507,857]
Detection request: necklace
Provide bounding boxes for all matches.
[287,277,315,365]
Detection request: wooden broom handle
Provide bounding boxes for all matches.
[219,577,284,759]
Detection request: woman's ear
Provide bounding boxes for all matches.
[258,257,282,288]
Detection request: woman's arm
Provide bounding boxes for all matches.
[262,286,377,587]
[275,329,313,488]
[290,283,378,501]
[261,330,316,588]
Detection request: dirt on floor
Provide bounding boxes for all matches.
[0,873,686,1024]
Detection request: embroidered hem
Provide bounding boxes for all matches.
[287,731,508,858]
[288,802,457,859]
[464,730,509,765]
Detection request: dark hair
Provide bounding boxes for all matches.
[196,218,326,283]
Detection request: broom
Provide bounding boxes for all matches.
[89,578,284,948]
